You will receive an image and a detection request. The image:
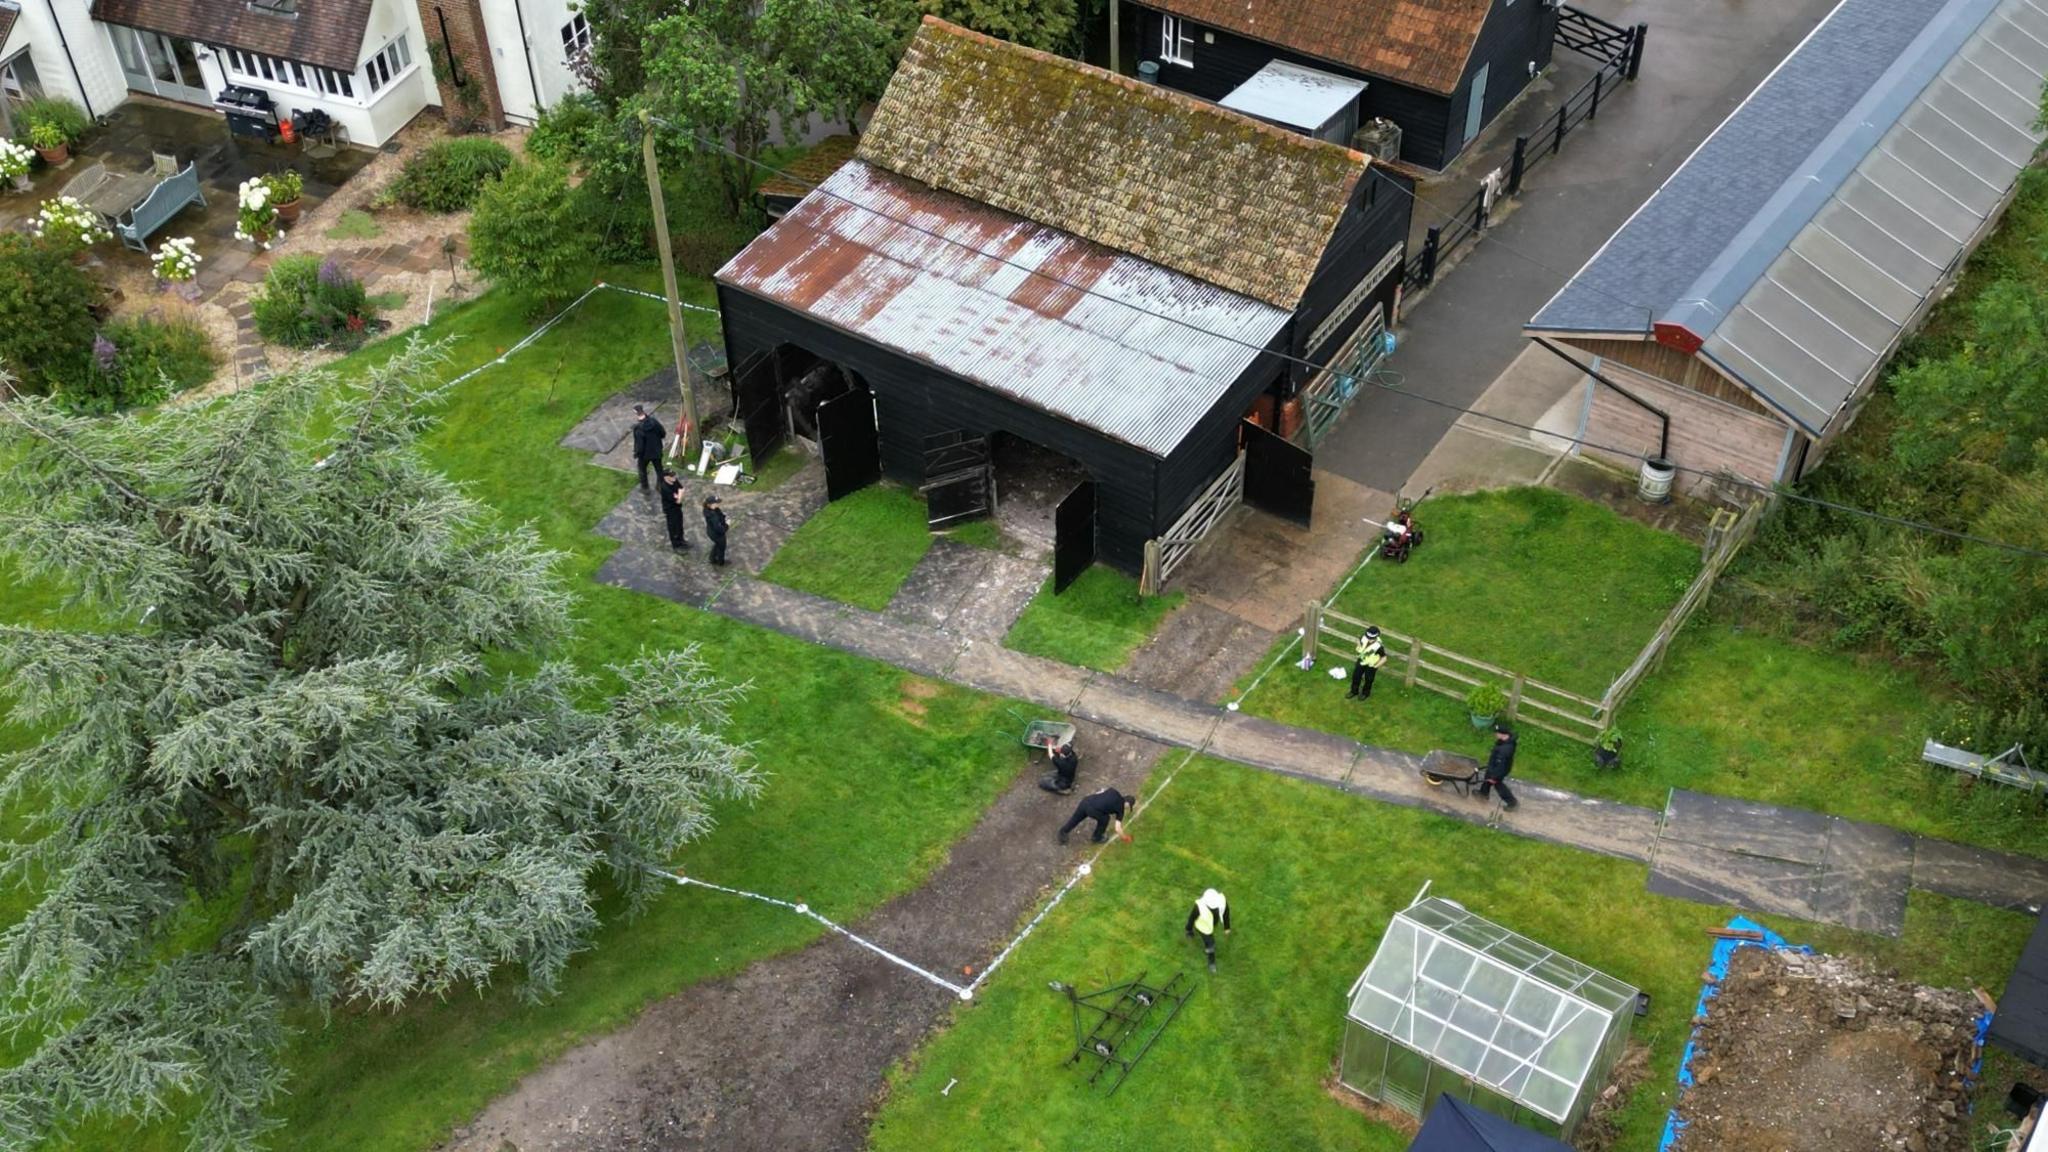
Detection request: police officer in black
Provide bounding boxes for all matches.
[656,466,690,551]
[1039,740,1079,795]
[630,404,666,492]
[1058,786,1133,844]
[702,493,730,567]
[1478,720,1518,810]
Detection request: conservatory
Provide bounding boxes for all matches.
[1340,896,1639,1140]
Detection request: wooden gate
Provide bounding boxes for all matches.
[920,431,992,528]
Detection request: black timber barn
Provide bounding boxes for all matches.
[717,18,1412,577]
[1125,0,1557,169]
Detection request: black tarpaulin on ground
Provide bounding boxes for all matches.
[1408,1095,1573,1152]
[1991,910,2048,1068]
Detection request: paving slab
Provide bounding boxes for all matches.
[943,551,1047,641]
[886,539,990,632]
[710,579,959,680]
[1205,711,1358,784]
[1068,677,1221,750]
[594,542,727,611]
[945,642,1092,711]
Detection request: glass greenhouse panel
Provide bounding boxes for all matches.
[1340,896,1639,1135]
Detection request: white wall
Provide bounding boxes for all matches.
[15,0,126,118]
[481,0,585,124]
[188,0,432,147]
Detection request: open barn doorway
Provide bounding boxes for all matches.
[734,344,879,500]
[988,432,1092,580]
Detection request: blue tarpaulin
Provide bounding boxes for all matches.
[1408,1095,1574,1152]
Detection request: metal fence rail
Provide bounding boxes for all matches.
[1404,11,1647,293]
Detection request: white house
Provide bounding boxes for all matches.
[0,0,594,146]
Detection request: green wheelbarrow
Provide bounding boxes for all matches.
[1023,719,1077,755]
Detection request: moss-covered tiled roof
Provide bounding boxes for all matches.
[760,135,860,203]
[858,17,1366,310]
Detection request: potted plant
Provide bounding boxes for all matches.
[28,120,69,166]
[1593,727,1623,769]
[32,196,111,253]
[0,139,33,192]
[150,236,203,299]
[234,177,283,250]
[265,170,305,226]
[1466,681,1507,729]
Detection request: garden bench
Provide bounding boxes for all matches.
[1922,740,2042,793]
[57,154,206,252]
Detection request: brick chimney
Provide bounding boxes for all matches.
[415,0,505,130]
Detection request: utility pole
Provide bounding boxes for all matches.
[639,109,698,461]
[1109,0,1121,74]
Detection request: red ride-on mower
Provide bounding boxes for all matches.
[1380,489,1430,563]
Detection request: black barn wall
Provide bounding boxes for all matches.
[1442,0,1559,160]
[1153,331,1289,532]
[1292,169,1412,380]
[718,284,1174,573]
[1131,6,1453,170]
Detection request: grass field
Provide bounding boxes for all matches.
[1239,490,2046,854]
[1329,487,1699,695]
[0,273,1046,1151]
[1004,566,1183,673]
[759,483,935,611]
[868,759,2032,1152]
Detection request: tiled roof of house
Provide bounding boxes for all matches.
[1144,0,1491,95]
[857,17,1365,310]
[90,0,374,74]
[0,4,20,54]
[759,135,860,204]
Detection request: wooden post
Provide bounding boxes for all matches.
[1141,539,1161,598]
[1508,675,1525,720]
[1404,640,1421,687]
[639,110,698,462]
[1109,0,1121,75]
[1302,600,1321,664]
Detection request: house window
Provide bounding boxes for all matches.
[219,46,354,100]
[363,34,411,94]
[1161,15,1193,66]
[561,13,593,61]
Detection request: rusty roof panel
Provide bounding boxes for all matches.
[720,162,1289,459]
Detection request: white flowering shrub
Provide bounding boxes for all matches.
[234,177,283,248]
[0,139,33,183]
[33,196,111,250]
[151,236,202,284]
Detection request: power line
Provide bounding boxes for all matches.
[641,116,2048,560]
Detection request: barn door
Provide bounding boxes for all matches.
[1053,480,1096,594]
[920,431,993,528]
[817,387,880,501]
[1242,420,1315,527]
[735,352,787,466]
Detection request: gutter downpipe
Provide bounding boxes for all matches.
[1534,336,1669,460]
[510,0,543,122]
[41,0,96,120]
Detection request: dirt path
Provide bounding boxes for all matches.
[448,721,1165,1152]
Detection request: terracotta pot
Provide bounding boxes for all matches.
[1276,395,1306,440]
[274,198,302,225]
[35,143,69,166]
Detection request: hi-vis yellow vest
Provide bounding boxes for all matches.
[1195,893,1226,934]
[1357,638,1388,669]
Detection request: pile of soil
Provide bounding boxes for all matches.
[1675,948,1982,1152]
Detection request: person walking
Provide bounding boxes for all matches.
[1058,786,1133,845]
[1478,720,1518,810]
[656,466,691,551]
[702,493,730,567]
[1039,740,1079,795]
[1184,887,1231,973]
[630,404,666,492]
[1349,625,1388,700]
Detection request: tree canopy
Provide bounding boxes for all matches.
[0,344,759,1150]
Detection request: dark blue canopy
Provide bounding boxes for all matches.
[1407,1095,1574,1152]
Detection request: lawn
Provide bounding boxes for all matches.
[1,273,1043,1151]
[1329,487,1699,695]
[1004,565,1183,673]
[759,483,936,611]
[868,758,2033,1152]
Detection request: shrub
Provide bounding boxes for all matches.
[1465,681,1507,718]
[469,158,591,306]
[55,314,219,413]
[526,92,610,163]
[263,169,304,204]
[252,255,375,348]
[16,96,90,146]
[0,234,102,394]
[393,138,514,212]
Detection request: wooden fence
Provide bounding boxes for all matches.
[1297,494,1769,744]
[1303,604,1608,744]
[1140,454,1245,596]
[1598,495,1767,717]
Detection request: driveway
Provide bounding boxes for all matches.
[1316,0,1848,492]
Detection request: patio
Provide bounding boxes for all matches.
[1,96,374,297]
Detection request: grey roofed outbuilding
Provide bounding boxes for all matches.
[1219,61,1370,132]
[1527,0,2048,436]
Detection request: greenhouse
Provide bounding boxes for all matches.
[1340,896,1640,1139]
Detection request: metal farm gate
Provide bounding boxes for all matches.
[920,430,993,528]
[1298,305,1389,449]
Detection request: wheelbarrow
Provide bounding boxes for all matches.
[1419,750,1484,797]
[1023,719,1077,756]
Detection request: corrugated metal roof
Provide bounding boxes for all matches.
[1528,0,2048,435]
[1220,61,1368,131]
[718,162,1289,459]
